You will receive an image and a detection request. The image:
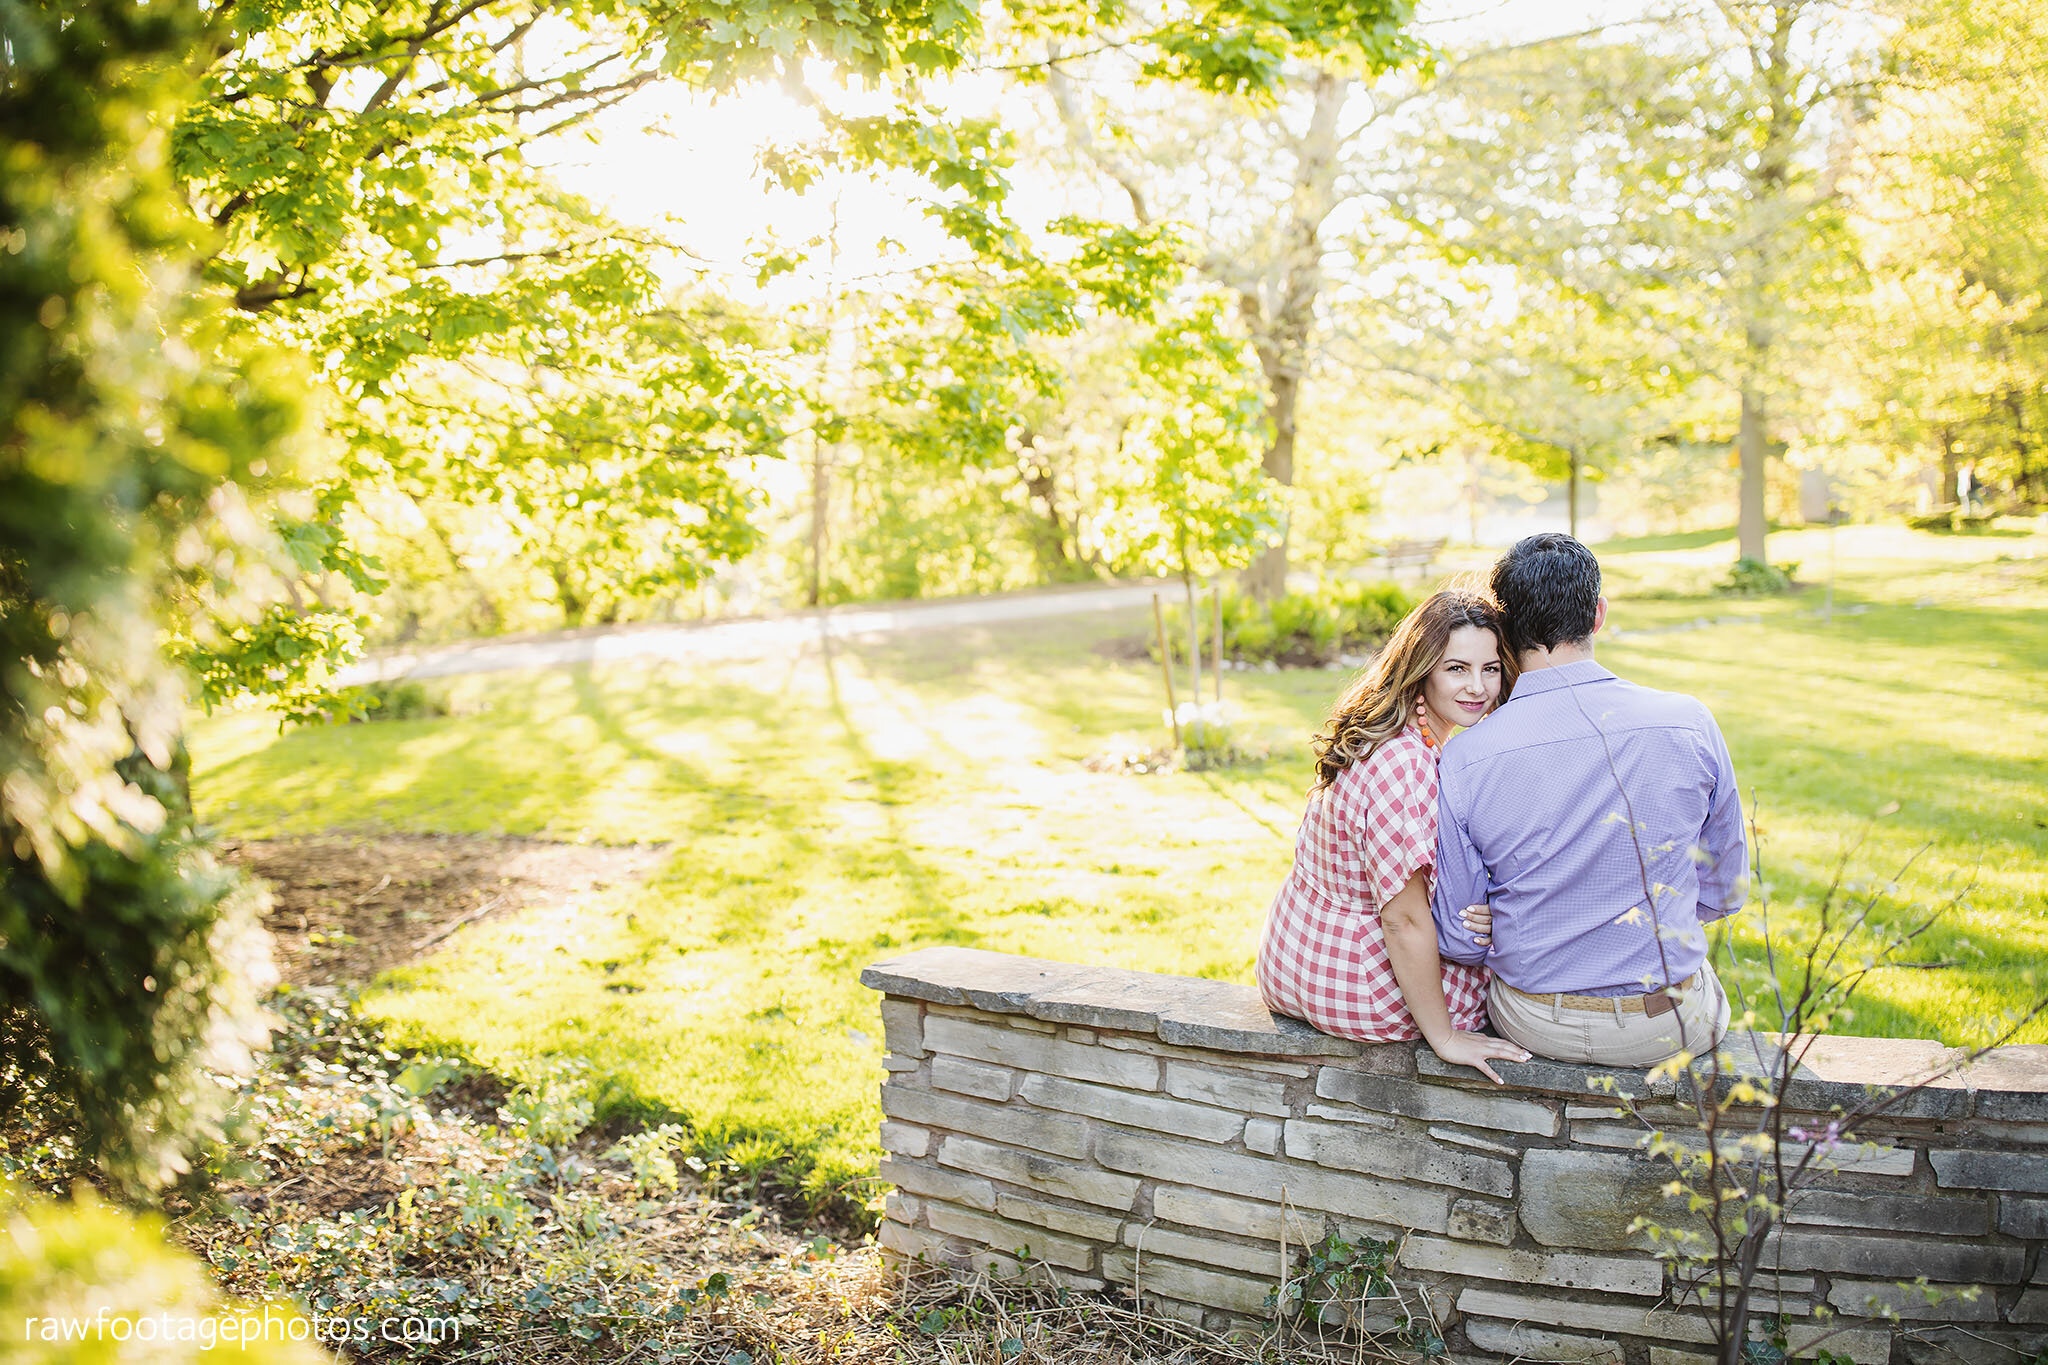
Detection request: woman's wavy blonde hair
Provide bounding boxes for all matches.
[1310,587,1517,792]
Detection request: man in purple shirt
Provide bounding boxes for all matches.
[1431,533,1748,1066]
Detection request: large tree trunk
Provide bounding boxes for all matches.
[1049,62,1348,602]
[2005,384,2038,504]
[1568,447,1581,541]
[1733,0,1800,566]
[1938,424,1960,507]
[1014,428,1078,579]
[1241,70,1346,601]
[1245,358,1301,599]
[1737,381,1769,561]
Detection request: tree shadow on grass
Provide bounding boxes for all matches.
[811,626,982,953]
[1714,917,2047,1048]
[838,612,1160,747]
[1805,599,2048,663]
[560,660,978,956]
[1919,524,2036,539]
[1191,766,1299,845]
[328,660,989,1207]
[193,681,632,839]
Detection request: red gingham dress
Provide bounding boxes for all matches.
[1255,724,1489,1041]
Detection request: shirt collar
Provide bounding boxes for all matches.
[1506,658,1617,698]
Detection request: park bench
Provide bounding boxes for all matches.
[1375,535,1447,576]
[1908,505,1998,531]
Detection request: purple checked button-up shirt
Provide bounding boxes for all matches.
[1430,659,1749,996]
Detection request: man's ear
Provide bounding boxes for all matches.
[1592,596,1608,636]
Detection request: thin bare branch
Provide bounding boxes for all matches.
[1044,51,1153,225]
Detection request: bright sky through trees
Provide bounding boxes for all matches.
[531,0,1878,328]
[533,0,1639,296]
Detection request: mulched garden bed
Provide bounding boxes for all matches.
[221,832,669,987]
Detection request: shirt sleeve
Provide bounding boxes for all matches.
[1694,705,1750,921]
[1349,744,1438,910]
[1430,752,1491,965]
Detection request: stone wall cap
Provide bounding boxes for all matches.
[861,948,2048,1105]
[1706,1034,1973,1120]
[861,947,1366,1057]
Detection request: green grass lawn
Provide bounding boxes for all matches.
[189,522,2048,1207]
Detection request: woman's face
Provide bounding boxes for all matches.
[1422,625,1505,737]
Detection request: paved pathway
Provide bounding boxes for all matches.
[335,582,1167,684]
[334,584,1881,685]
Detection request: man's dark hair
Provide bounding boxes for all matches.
[1490,533,1601,655]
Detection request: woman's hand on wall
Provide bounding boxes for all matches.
[1429,1028,1530,1086]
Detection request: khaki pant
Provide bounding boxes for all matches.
[1487,963,1731,1067]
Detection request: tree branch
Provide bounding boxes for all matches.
[233,271,320,312]
[1044,51,1152,225]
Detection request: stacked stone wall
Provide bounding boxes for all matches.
[863,947,2048,1365]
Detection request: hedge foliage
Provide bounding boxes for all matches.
[1213,579,1418,666]
[0,0,296,1192]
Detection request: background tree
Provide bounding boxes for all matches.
[1094,297,1282,587]
[819,206,1196,595]
[1711,0,1886,559]
[1344,263,1683,538]
[1391,10,1874,563]
[177,0,777,676]
[165,0,1433,656]
[1030,11,1421,598]
[1854,0,2048,505]
[328,291,794,630]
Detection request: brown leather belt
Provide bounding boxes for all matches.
[1496,973,1698,1017]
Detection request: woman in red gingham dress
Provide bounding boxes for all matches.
[1257,589,1532,1082]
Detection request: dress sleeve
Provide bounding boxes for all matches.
[1347,741,1439,910]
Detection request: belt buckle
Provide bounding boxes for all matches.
[1643,973,1694,1018]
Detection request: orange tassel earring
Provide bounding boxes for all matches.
[1414,694,1436,750]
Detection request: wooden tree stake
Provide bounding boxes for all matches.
[1212,585,1224,703]
[1153,592,1180,746]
